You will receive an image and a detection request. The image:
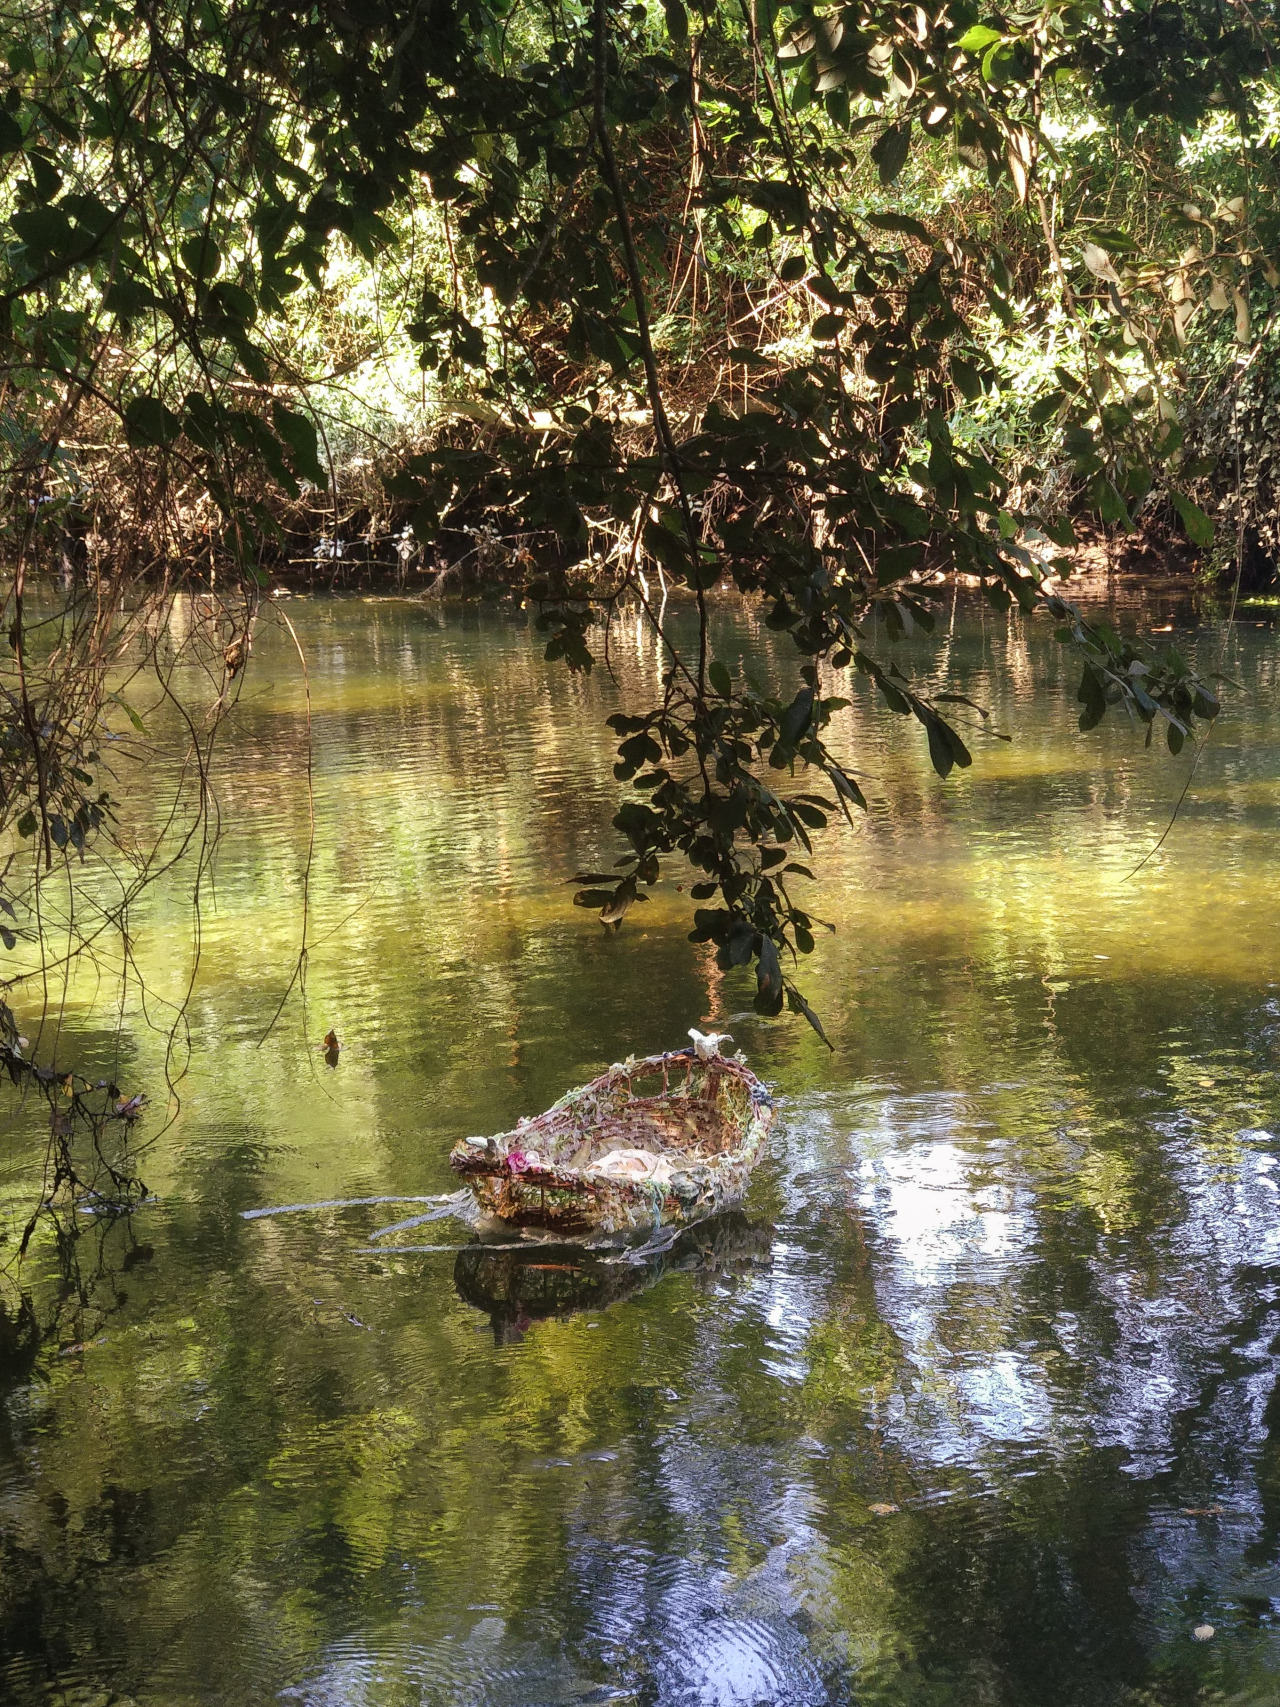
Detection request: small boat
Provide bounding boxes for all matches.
[449,1044,774,1237]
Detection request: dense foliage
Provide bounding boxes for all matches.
[2,0,1277,1037]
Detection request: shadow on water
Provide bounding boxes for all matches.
[453,1211,775,1342]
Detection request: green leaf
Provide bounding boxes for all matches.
[11,205,74,256]
[644,518,689,575]
[124,395,182,448]
[790,799,828,829]
[351,211,398,261]
[779,686,814,745]
[756,935,783,1004]
[1028,389,1066,425]
[271,403,327,486]
[828,765,867,811]
[787,985,833,1048]
[952,358,983,401]
[956,23,1004,51]
[716,917,757,969]
[919,709,971,777]
[208,280,256,327]
[108,691,149,735]
[871,121,913,186]
[664,0,688,41]
[923,716,951,777]
[1169,490,1215,548]
[180,233,222,278]
[1076,665,1107,731]
[1095,478,1131,527]
[865,212,933,244]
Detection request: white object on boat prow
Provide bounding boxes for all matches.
[689,1028,734,1061]
[589,1147,677,1184]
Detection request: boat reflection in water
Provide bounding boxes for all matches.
[453,1211,773,1342]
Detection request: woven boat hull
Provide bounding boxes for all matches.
[449,1049,774,1236]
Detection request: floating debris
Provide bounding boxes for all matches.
[369,1197,479,1240]
[241,1194,452,1222]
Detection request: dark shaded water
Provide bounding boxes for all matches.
[4,590,1280,1705]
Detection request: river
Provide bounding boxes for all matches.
[3,586,1280,1706]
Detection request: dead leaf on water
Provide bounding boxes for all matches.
[1183,1505,1225,1516]
[868,1502,899,1516]
[1192,1624,1216,1641]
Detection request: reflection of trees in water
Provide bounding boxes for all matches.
[762,1008,1280,1700]
[0,1199,159,1702]
[7,606,1280,1702]
[0,1014,151,1377]
[0,1198,154,1401]
[8,1136,1280,1703]
[7,1083,1280,1707]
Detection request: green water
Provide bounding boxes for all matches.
[4,589,1280,1706]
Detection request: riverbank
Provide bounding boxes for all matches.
[33,464,1238,603]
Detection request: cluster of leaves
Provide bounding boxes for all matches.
[954,0,1280,525]
[0,1,338,545]
[1046,597,1221,750]
[0,998,147,1234]
[1079,0,1280,125]
[1,683,114,877]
